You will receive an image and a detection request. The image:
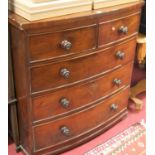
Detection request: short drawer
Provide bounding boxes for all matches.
[29,25,97,62]
[32,62,133,122]
[33,87,129,151]
[98,13,140,46]
[31,38,136,93]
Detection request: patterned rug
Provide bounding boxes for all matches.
[84,122,146,155]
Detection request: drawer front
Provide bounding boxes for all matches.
[29,25,97,62]
[98,13,140,46]
[33,87,129,151]
[31,38,136,93]
[32,62,133,122]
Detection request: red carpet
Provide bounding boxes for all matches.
[8,65,146,155]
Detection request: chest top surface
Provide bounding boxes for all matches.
[9,1,144,34]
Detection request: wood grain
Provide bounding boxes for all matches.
[31,38,136,93]
[29,25,97,62]
[99,13,140,46]
[32,62,133,123]
[9,26,33,154]
[33,87,129,151]
[8,2,143,154]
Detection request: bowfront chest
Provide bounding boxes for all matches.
[9,1,144,154]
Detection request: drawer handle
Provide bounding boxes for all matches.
[60,126,70,136]
[60,98,70,108]
[116,51,125,59]
[111,104,118,110]
[113,78,122,86]
[60,40,72,50]
[60,68,70,79]
[119,26,128,34]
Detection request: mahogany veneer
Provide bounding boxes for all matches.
[34,88,129,152]
[31,38,136,93]
[32,62,133,123]
[9,1,144,155]
[29,25,97,62]
[99,13,140,46]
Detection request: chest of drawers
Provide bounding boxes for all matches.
[9,1,144,155]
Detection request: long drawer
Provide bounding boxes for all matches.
[29,25,97,63]
[31,38,136,93]
[33,87,129,151]
[98,13,140,46]
[32,62,133,123]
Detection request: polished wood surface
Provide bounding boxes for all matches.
[8,37,20,147]
[8,37,16,104]
[31,38,136,93]
[136,33,146,64]
[29,25,97,62]
[9,2,144,34]
[32,62,133,123]
[99,13,140,46]
[34,87,129,151]
[10,26,33,153]
[9,1,144,154]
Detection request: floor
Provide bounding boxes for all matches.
[8,65,146,155]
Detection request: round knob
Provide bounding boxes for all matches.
[111,104,118,110]
[116,51,125,59]
[60,40,72,50]
[60,126,70,136]
[113,78,122,86]
[119,26,128,34]
[60,68,70,79]
[60,98,70,108]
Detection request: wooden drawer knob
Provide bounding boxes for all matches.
[60,98,70,108]
[60,68,70,79]
[113,78,122,86]
[60,126,70,136]
[110,104,118,110]
[116,51,125,59]
[60,40,72,50]
[119,26,128,34]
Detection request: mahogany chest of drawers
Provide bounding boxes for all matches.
[9,1,144,155]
